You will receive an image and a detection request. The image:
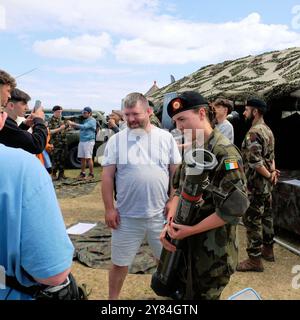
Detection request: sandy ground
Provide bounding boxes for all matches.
[59,168,300,300]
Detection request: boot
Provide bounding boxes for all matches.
[51,170,57,181]
[261,245,275,262]
[57,171,68,180]
[236,257,264,272]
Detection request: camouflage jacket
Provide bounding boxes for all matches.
[48,116,67,145]
[150,114,162,128]
[241,118,275,195]
[173,128,248,278]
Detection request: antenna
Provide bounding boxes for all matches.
[15,68,38,79]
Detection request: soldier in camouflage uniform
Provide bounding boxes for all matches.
[161,91,249,300]
[149,113,162,128]
[237,98,280,272]
[48,105,69,180]
[148,100,162,128]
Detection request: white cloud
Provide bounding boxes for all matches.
[0,5,6,30]
[46,66,133,76]
[33,33,112,62]
[115,13,300,64]
[2,1,300,65]
[17,75,150,114]
[0,0,160,35]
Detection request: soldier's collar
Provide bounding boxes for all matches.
[252,117,265,127]
[205,128,218,153]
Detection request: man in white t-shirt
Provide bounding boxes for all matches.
[101,92,181,300]
[212,98,234,143]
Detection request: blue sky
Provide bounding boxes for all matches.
[1,0,300,115]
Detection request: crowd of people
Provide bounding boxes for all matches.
[0,68,280,300]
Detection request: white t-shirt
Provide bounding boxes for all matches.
[102,126,182,218]
[216,119,234,143]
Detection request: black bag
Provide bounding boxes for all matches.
[5,273,88,300]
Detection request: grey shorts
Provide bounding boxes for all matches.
[111,214,164,267]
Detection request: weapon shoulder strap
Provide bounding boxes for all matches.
[5,275,42,297]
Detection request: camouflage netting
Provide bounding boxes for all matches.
[147,47,300,106]
[68,221,157,274]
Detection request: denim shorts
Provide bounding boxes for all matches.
[111,214,164,266]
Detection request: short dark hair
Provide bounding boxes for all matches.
[213,98,233,114]
[9,88,31,103]
[52,105,63,112]
[0,70,16,89]
[246,98,267,115]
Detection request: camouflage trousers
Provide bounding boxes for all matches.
[190,272,230,300]
[242,193,274,258]
[174,232,234,300]
[52,144,67,173]
[175,256,231,300]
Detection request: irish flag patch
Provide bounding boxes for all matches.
[224,159,239,171]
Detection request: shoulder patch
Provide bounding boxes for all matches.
[249,132,258,142]
[224,158,239,171]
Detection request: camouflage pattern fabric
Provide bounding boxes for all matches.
[69,222,157,274]
[272,170,300,236]
[48,116,68,144]
[242,193,274,258]
[174,128,248,300]
[241,118,276,257]
[146,47,300,107]
[51,143,67,173]
[54,178,100,199]
[241,118,275,195]
[172,164,182,190]
[48,116,68,172]
[150,113,162,128]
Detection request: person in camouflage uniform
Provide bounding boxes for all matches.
[237,98,280,272]
[48,105,69,180]
[149,112,162,128]
[160,91,249,300]
[148,100,162,128]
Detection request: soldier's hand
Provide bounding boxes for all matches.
[269,170,279,185]
[168,222,194,240]
[46,144,54,153]
[68,121,75,128]
[160,225,176,252]
[105,209,120,229]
